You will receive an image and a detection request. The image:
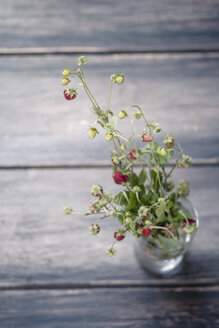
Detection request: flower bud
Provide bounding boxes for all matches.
[145,220,152,225]
[89,127,99,139]
[134,110,142,119]
[133,186,141,192]
[105,132,113,141]
[63,206,73,215]
[78,56,87,66]
[119,110,128,119]
[120,144,126,151]
[150,122,161,133]
[106,247,116,257]
[125,217,132,224]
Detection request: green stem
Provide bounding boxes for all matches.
[107,79,113,112]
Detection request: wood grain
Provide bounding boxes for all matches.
[0,167,218,285]
[0,287,218,328]
[0,54,219,165]
[0,0,219,51]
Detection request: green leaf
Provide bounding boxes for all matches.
[158,234,182,250]
[126,191,138,211]
[138,169,147,185]
[150,169,163,194]
[151,141,159,151]
[114,192,127,206]
[158,154,168,165]
[118,214,124,224]
[128,172,138,187]
[155,202,166,222]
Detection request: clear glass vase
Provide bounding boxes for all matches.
[134,198,198,276]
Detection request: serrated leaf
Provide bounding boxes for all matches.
[155,202,166,222]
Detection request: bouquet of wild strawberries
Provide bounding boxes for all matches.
[62,56,197,257]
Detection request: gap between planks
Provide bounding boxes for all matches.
[0,158,218,170]
[0,47,219,57]
[0,279,219,291]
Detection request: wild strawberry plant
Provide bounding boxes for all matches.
[62,56,197,256]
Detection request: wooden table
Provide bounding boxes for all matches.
[0,1,219,327]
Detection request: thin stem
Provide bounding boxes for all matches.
[149,225,176,239]
[107,79,113,112]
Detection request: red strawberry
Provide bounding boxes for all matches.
[142,229,152,237]
[129,149,137,160]
[113,170,128,184]
[142,133,153,142]
[114,231,125,241]
[64,88,77,100]
[181,219,196,229]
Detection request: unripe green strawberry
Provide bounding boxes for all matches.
[62,77,71,86]
[119,110,128,119]
[63,206,73,215]
[62,68,71,76]
[106,247,116,256]
[111,74,124,84]
[89,127,99,139]
[90,184,103,197]
[89,224,100,235]
[105,133,113,141]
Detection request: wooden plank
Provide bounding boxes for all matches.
[0,167,218,285]
[0,0,219,51]
[0,54,219,165]
[0,287,218,327]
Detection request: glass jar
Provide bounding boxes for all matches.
[134,198,198,276]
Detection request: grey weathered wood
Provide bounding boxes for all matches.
[0,287,218,327]
[0,167,218,285]
[0,54,219,165]
[0,0,219,51]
